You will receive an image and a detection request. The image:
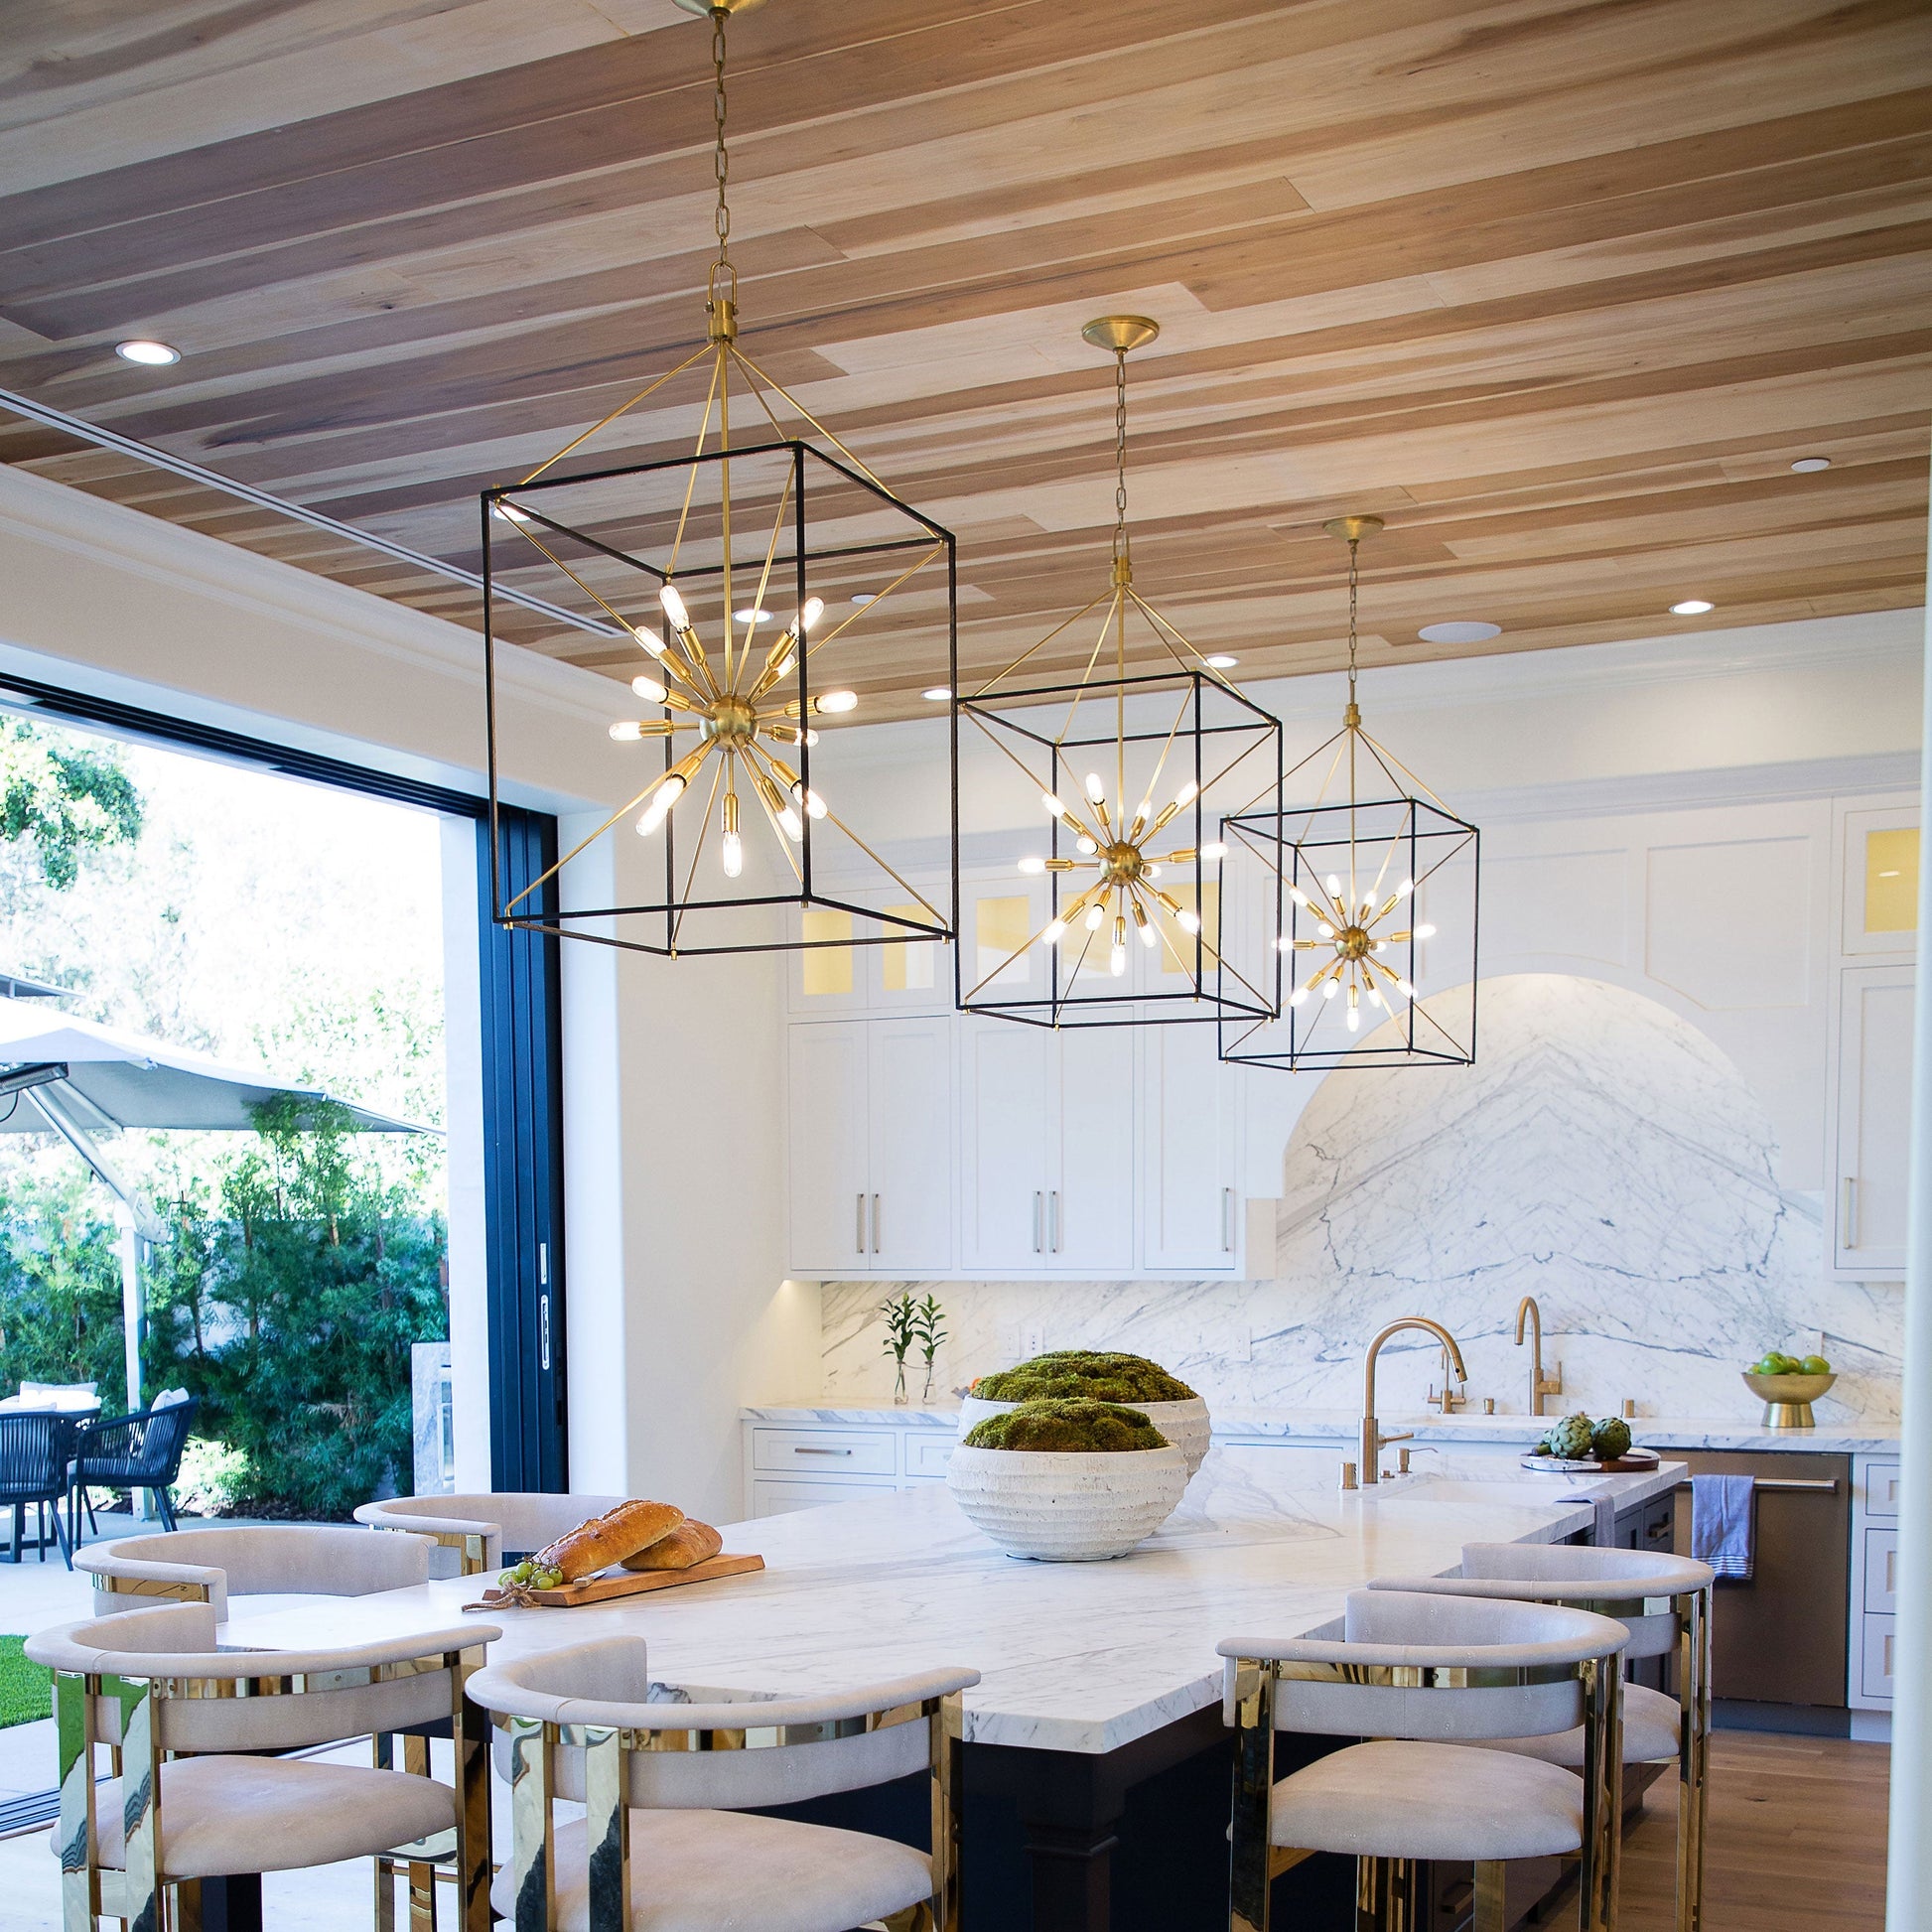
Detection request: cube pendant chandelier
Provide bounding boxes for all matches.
[482,0,957,959]
[955,316,1281,1029]
[1218,516,1479,1072]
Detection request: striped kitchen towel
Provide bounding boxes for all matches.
[1690,1472,1756,1581]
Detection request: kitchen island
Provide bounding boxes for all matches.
[226,1447,1682,1932]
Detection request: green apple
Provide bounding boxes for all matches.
[1800,1354,1832,1375]
[1752,1354,1785,1376]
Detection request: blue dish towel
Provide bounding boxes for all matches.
[1692,1473,1756,1581]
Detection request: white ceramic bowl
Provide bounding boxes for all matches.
[946,1444,1189,1561]
[958,1393,1211,1478]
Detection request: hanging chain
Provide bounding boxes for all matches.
[1345,536,1361,703]
[1111,349,1131,567]
[709,7,735,300]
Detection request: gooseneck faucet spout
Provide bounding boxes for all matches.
[1360,1316,1468,1484]
[1514,1295,1563,1417]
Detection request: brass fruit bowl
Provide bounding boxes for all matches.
[1741,1370,1835,1430]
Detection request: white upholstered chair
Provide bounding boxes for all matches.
[1220,1588,1630,1932]
[27,1599,499,1932]
[354,1492,632,1577]
[467,1635,978,1931]
[1369,1542,1716,1932]
[76,1521,430,1618]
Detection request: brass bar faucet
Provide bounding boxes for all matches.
[1514,1296,1564,1416]
[1360,1316,1468,1484]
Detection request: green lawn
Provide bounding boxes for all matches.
[0,1635,52,1728]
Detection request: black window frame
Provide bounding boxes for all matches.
[0,667,570,1490]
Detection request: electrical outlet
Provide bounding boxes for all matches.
[1232,1327,1252,1364]
[1020,1322,1046,1360]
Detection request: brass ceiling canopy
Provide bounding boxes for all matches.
[672,0,765,15]
[1080,315,1161,355]
[1216,514,1479,1072]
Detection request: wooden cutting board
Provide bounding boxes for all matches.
[471,1553,764,1608]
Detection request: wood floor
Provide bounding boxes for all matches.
[1618,1731,1889,1932]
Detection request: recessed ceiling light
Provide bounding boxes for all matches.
[1417,621,1501,645]
[1203,653,1238,669]
[851,592,878,607]
[491,502,532,523]
[733,607,771,624]
[1670,599,1714,616]
[1790,457,1832,474]
[922,685,951,702]
[115,339,180,366]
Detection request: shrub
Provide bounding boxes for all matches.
[962,1398,1168,1452]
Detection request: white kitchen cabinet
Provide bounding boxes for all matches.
[1850,1454,1900,1721]
[957,1020,1135,1273]
[868,1017,954,1271]
[785,1017,952,1276]
[1832,963,1913,1279]
[741,1417,957,1517]
[785,1022,872,1274]
[1141,1024,1240,1272]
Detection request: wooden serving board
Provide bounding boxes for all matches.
[473,1553,764,1608]
[1518,1449,1660,1474]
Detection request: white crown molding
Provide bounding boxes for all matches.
[1243,609,1925,726]
[0,463,614,728]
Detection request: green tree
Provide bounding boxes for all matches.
[143,1097,449,1518]
[0,1170,126,1397]
[0,720,142,889]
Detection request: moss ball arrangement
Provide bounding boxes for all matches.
[962,1397,1169,1454]
[971,1350,1197,1407]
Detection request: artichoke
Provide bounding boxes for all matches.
[1543,1413,1596,1460]
[1589,1417,1633,1461]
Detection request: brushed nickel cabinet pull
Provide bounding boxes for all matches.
[1034,1191,1042,1254]
[1221,1187,1235,1253]
[856,1192,867,1254]
[872,1193,882,1254]
[793,1446,853,1456]
[1842,1175,1860,1249]
[1050,1190,1061,1253]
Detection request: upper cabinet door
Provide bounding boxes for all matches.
[1053,1028,1136,1274]
[1834,963,1914,1279]
[867,1017,955,1274]
[1140,1025,1239,1274]
[785,1021,873,1276]
[959,1020,1054,1271]
[1841,807,1919,958]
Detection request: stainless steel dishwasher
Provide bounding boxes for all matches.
[1669,1448,1853,1724]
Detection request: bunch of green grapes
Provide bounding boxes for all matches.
[499,1559,564,1590]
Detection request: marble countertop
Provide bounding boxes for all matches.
[742,1399,1898,1455]
[224,1448,1683,1756]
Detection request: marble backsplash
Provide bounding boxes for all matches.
[821,977,1904,1428]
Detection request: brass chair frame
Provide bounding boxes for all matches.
[1226,1653,1623,1932]
[51,1644,493,1932]
[496,1689,964,1932]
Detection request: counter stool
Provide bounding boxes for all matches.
[354,1492,632,1577]
[1370,1542,1716,1932]
[26,1599,499,1932]
[77,1520,430,1617]
[467,1634,979,1931]
[1220,1588,1630,1932]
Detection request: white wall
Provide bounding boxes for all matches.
[0,464,795,1523]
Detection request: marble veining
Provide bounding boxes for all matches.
[222,1447,1680,1755]
[820,977,1901,1430]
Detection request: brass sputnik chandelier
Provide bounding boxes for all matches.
[955,317,1280,1028]
[482,0,956,958]
[1219,516,1478,1070]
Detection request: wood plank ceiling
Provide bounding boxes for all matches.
[0,0,1927,718]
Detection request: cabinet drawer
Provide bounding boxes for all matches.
[904,1433,957,1477]
[1861,1614,1896,1702]
[1863,1459,1902,1518]
[1864,1530,1899,1614]
[751,1428,897,1476]
[751,1477,897,1518]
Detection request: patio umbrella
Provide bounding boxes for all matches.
[0,1000,427,1433]
[0,969,69,1000]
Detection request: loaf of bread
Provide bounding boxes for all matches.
[620,1520,723,1572]
[535,1500,685,1581]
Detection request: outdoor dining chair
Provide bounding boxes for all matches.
[0,1410,77,1566]
[68,1391,198,1542]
